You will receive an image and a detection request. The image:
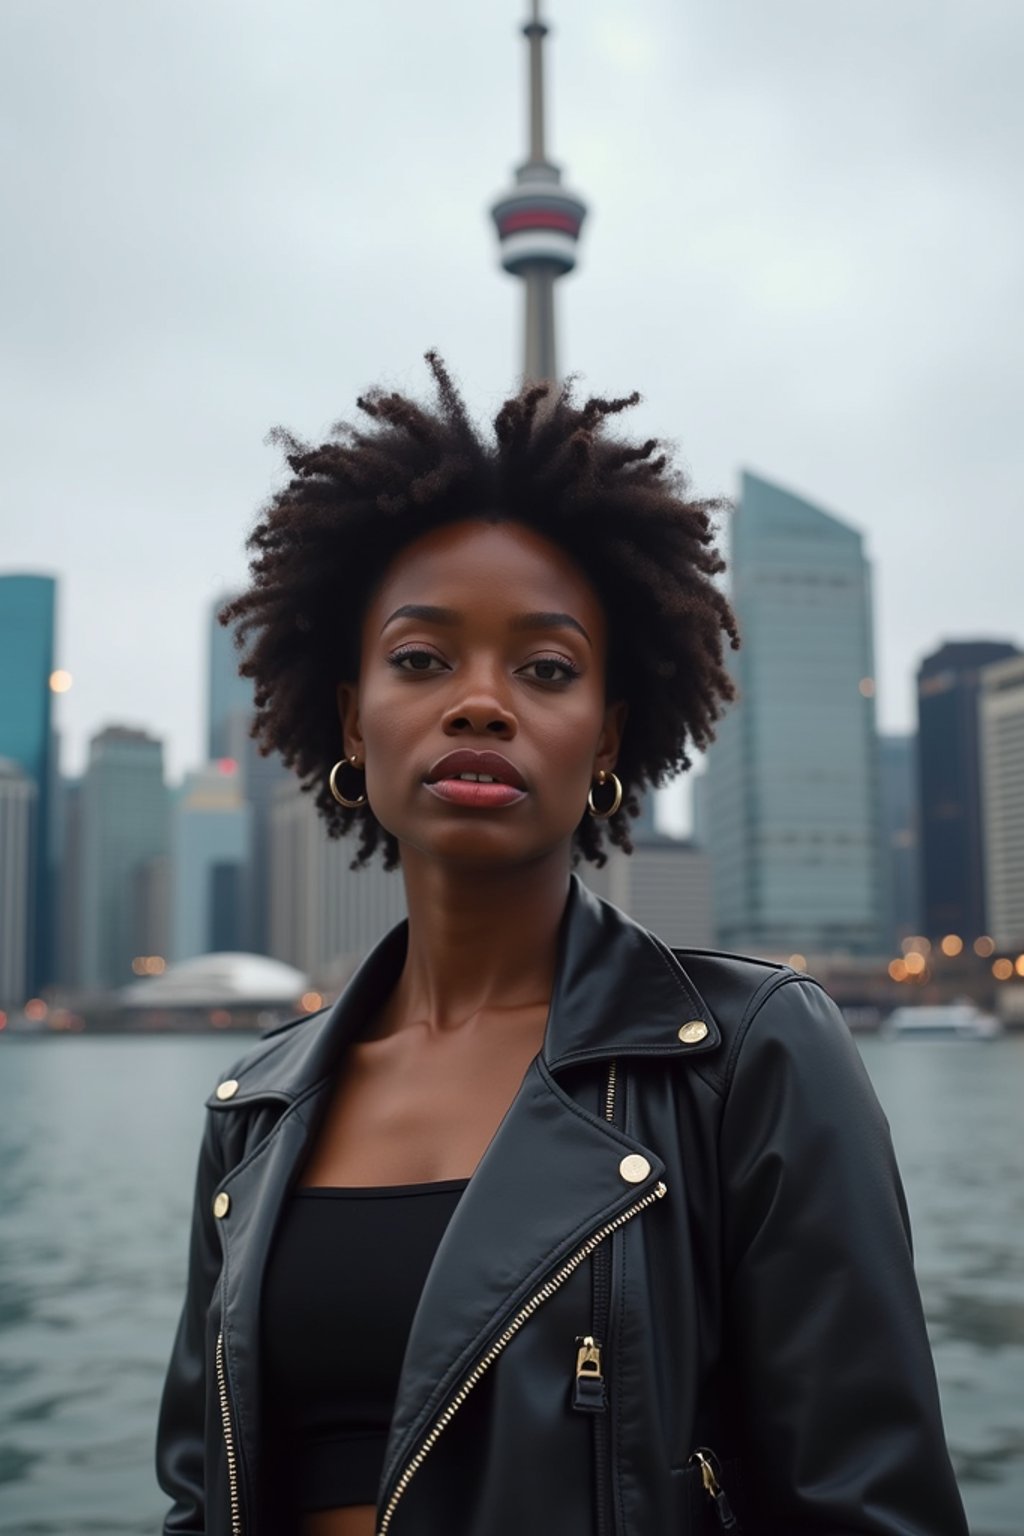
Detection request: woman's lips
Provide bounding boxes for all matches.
[423,749,528,808]
[426,778,527,809]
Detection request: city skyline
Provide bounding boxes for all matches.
[3,1,1023,803]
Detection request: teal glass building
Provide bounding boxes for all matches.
[707,473,885,956]
[80,727,170,989]
[0,574,56,991]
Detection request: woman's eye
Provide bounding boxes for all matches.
[389,648,446,673]
[521,657,579,683]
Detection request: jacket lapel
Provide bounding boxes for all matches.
[378,878,719,1507]
[379,1051,666,1502]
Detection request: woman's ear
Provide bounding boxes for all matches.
[336,682,363,762]
[594,699,628,778]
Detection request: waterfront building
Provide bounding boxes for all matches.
[690,769,709,850]
[0,573,56,989]
[916,639,1020,943]
[0,758,37,1006]
[207,591,290,953]
[269,778,407,982]
[55,776,83,987]
[171,762,250,961]
[705,472,885,957]
[878,734,922,951]
[979,653,1024,951]
[490,0,587,382]
[79,726,170,990]
[207,590,254,762]
[134,854,171,964]
[582,836,713,949]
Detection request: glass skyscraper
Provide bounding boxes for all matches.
[0,573,56,991]
[208,592,290,954]
[208,591,254,761]
[916,639,1019,942]
[79,726,170,989]
[707,472,885,956]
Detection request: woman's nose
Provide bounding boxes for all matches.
[441,687,516,739]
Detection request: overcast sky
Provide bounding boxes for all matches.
[3,0,1021,829]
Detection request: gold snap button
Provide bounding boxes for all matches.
[619,1154,651,1184]
[212,1192,231,1219]
[678,1020,708,1045]
[216,1079,239,1101]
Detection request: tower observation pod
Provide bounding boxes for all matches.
[490,0,588,384]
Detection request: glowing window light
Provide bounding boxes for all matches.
[992,958,1014,981]
[49,669,73,693]
[940,935,963,957]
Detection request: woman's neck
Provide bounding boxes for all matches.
[386,848,572,1035]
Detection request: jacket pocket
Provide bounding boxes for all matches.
[672,1454,747,1534]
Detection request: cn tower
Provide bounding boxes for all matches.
[490,1,588,384]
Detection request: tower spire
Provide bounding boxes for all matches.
[490,1,588,384]
[525,0,548,164]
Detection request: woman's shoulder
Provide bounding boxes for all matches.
[666,941,856,1095]
[201,1003,334,1111]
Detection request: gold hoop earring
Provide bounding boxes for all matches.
[329,756,367,809]
[587,770,623,820]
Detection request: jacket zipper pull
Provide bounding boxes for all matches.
[572,1335,607,1412]
[691,1448,742,1532]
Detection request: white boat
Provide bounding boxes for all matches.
[885,1001,1002,1039]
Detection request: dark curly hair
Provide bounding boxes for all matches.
[221,353,740,869]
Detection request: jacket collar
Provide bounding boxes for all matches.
[211,875,720,1110]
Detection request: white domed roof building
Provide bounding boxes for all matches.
[118,952,312,1011]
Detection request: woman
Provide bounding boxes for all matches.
[157,356,967,1536]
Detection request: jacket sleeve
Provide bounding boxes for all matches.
[719,974,968,1535]
[155,1108,226,1535]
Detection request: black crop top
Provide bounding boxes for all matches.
[263,1180,468,1512]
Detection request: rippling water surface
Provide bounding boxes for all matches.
[0,1033,1021,1534]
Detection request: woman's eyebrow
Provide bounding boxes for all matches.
[381,604,591,646]
[510,611,592,646]
[381,603,459,631]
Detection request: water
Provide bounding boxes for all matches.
[0,1034,1021,1535]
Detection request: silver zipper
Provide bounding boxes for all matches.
[376,1173,667,1536]
[604,1058,617,1123]
[215,1329,243,1536]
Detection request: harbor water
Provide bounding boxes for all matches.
[1,1032,1022,1534]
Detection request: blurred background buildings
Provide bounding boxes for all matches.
[1,3,1022,1024]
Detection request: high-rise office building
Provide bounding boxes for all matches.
[79,726,170,989]
[207,591,254,761]
[878,734,922,951]
[582,838,713,949]
[706,472,884,956]
[491,1,587,381]
[0,573,56,989]
[979,653,1024,951]
[690,770,709,850]
[56,776,83,987]
[269,778,406,981]
[171,762,251,961]
[916,639,1019,943]
[207,592,290,953]
[0,758,37,1005]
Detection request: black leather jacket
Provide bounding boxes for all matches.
[156,878,967,1536]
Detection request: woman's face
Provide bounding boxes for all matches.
[338,519,626,869]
